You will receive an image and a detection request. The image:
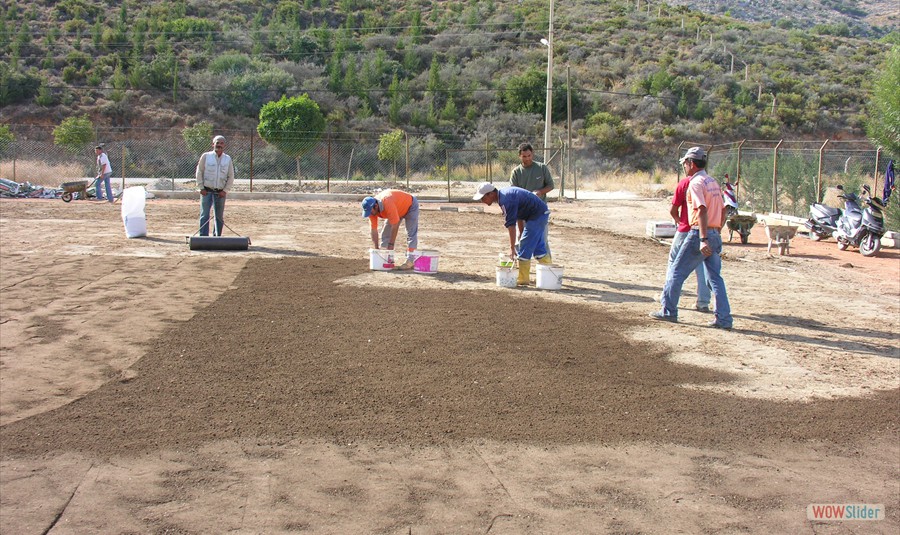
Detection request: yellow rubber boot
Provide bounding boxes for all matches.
[517,259,531,286]
[536,254,553,265]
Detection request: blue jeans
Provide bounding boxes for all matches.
[661,229,732,327]
[667,231,711,308]
[516,211,550,260]
[96,173,113,201]
[199,191,226,236]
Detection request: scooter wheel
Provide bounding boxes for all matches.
[62,192,72,203]
[860,233,881,257]
[837,241,849,251]
[809,232,823,241]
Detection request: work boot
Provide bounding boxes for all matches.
[396,257,415,270]
[536,254,553,265]
[517,259,531,286]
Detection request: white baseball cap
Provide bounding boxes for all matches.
[679,146,706,163]
[472,182,496,200]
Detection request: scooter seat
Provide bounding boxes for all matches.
[812,204,840,218]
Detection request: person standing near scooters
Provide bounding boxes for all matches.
[94,145,114,203]
[660,172,713,312]
[650,147,733,329]
[195,135,235,237]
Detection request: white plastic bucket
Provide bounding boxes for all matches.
[498,253,514,268]
[121,186,147,238]
[369,249,395,271]
[536,264,564,290]
[495,266,517,288]
[413,250,439,274]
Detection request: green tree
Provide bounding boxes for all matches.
[257,94,326,178]
[378,129,404,176]
[53,115,94,154]
[866,46,899,160]
[0,64,41,106]
[387,74,405,125]
[503,67,545,114]
[584,111,635,157]
[182,122,214,155]
[0,123,14,157]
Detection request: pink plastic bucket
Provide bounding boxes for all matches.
[413,250,439,274]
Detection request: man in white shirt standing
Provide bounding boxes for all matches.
[195,135,235,237]
[94,145,114,203]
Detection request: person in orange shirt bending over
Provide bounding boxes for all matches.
[361,189,420,270]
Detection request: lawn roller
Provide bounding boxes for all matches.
[187,217,251,251]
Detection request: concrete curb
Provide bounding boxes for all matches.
[147,190,482,204]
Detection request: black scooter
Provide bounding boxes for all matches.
[805,195,842,242]
[833,185,886,257]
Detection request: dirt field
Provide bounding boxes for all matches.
[1,195,898,534]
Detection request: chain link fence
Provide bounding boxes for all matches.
[0,126,452,195]
[678,140,889,219]
[0,125,574,200]
[1,125,888,214]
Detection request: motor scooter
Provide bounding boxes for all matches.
[805,188,842,241]
[833,185,886,257]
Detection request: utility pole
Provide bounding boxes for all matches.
[566,65,572,198]
[542,0,554,164]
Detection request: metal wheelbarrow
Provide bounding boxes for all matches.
[726,214,757,244]
[60,179,97,202]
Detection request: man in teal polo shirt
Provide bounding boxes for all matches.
[510,142,554,256]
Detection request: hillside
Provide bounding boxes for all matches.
[667,0,897,36]
[1,0,897,170]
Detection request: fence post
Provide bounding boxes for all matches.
[572,150,578,200]
[735,139,745,200]
[327,136,332,193]
[772,139,783,213]
[405,131,410,188]
[676,141,687,180]
[446,149,451,202]
[249,130,254,192]
[817,139,828,202]
[485,139,490,183]
[873,147,881,197]
[12,143,17,182]
[122,145,128,192]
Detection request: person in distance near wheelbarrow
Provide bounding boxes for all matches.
[94,145,114,203]
[361,189,420,270]
[650,147,733,329]
[473,182,552,286]
[195,135,235,237]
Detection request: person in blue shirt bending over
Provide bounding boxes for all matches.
[473,182,552,286]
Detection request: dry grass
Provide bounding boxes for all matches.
[0,160,85,187]
[575,167,675,196]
